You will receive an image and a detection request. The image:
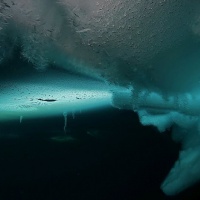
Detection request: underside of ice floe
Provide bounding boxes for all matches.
[1,0,200,196]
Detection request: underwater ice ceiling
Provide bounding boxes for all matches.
[1,0,200,196]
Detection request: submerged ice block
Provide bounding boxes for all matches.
[112,87,200,195]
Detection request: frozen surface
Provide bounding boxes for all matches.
[0,69,112,120]
[1,0,200,196]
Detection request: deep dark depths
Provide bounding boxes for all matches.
[0,108,199,200]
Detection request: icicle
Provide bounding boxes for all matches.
[72,111,75,120]
[63,112,67,134]
[20,116,23,124]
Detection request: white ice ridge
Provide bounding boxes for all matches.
[0,69,112,121]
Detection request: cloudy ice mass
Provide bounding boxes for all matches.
[1,0,200,195]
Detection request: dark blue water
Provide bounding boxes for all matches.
[0,107,199,200]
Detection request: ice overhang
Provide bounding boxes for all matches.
[0,69,112,121]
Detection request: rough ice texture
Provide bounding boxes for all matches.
[1,0,200,196]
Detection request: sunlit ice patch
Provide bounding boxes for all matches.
[0,69,112,121]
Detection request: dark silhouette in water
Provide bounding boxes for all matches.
[38,98,57,102]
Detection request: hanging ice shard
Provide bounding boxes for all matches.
[63,112,67,134]
[1,0,200,196]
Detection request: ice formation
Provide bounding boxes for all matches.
[19,116,23,124]
[1,0,200,196]
[0,69,112,120]
[63,112,67,133]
